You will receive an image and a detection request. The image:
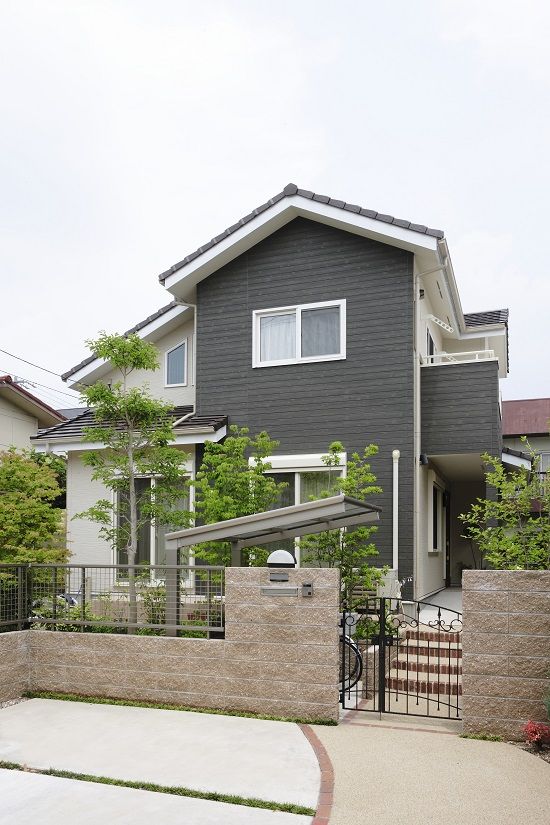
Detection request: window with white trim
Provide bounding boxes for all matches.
[165,340,187,386]
[253,300,346,367]
[263,453,346,564]
[116,477,189,571]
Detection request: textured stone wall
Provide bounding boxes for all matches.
[0,631,29,701]
[462,570,550,739]
[26,567,340,722]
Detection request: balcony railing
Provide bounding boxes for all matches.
[422,349,496,366]
[0,563,225,637]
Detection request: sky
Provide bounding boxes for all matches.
[1,0,549,410]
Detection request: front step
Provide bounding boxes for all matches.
[405,629,461,643]
[392,659,462,675]
[395,643,462,659]
[386,676,462,696]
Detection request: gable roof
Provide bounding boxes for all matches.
[464,309,509,328]
[502,398,550,437]
[158,183,445,284]
[32,406,227,442]
[61,300,180,381]
[0,375,66,428]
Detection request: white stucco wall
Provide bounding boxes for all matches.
[0,396,39,450]
[415,465,446,598]
[66,447,195,565]
[100,319,196,407]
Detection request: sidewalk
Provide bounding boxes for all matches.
[314,714,550,825]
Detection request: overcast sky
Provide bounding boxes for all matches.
[1,0,549,410]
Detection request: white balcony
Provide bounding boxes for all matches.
[421,349,496,367]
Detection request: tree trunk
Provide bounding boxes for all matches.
[127,431,138,633]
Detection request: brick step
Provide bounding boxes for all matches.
[405,629,461,643]
[395,643,462,659]
[391,659,462,676]
[388,666,461,684]
[385,676,462,696]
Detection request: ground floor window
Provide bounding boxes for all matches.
[265,461,344,564]
[116,477,189,568]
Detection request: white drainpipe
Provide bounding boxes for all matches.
[392,449,400,571]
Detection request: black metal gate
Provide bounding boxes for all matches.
[340,597,463,719]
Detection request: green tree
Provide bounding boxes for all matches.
[459,447,550,570]
[189,425,288,566]
[75,333,190,626]
[300,441,384,608]
[0,448,67,563]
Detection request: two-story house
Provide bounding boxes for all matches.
[32,184,509,600]
[0,375,65,450]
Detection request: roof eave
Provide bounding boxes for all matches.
[161,195,441,299]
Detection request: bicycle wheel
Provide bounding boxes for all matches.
[339,634,363,692]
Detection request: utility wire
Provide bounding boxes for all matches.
[0,367,81,400]
[0,347,63,378]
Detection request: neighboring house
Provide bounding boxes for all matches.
[502,398,550,478]
[0,375,65,450]
[32,184,511,599]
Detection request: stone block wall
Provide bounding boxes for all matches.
[0,631,29,701]
[22,566,340,722]
[462,570,550,739]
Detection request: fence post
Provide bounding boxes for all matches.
[164,541,180,637]
[17,565,27,631]
[378,597,386,714]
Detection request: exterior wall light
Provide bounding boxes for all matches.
[267,549,296,568]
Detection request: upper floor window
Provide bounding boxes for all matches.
[252,300,346,367]
[165,340,187,386]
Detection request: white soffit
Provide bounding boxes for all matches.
[66,304,190,387]
[163,197,439,298]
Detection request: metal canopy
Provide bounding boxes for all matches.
[165,494,381,564]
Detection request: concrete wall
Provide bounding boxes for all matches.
[66,447,194,564]
[0,631,29,701]
[14,567,339,721]
[462,570,550,739]
[0,395,38,450]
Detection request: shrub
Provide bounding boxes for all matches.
[523,720,550,750]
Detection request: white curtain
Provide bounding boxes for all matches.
[260,312,296,361]
[301,306,340,357]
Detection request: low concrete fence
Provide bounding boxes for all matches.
[0,567,340,722]
[462,570,550,739]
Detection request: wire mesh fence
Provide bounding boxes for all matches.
[0,564,225,637]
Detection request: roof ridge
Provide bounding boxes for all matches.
[158,183,445,283]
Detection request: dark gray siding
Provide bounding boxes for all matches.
[195,217,415,573]
[421,361,501,456]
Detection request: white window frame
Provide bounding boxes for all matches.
[255,452,347,565]
[252,299,346,368]
[165,339,188,387]
[427,470,445,556]
[111,453,195,583]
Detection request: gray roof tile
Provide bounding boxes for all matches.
[32,406,228,441]
[158,184,445,282]
[464,309,509,327]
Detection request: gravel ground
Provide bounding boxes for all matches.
[0,698,28,711]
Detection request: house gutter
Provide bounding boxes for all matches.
[392,449,400,571]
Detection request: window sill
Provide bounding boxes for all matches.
[252,354,346,369]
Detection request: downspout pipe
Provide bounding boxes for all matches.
[392,449,400,571]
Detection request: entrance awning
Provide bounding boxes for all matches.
[165,494,381,564]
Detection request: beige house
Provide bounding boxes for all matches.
[0,375,65,451]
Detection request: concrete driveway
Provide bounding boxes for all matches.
[0,699,320,824]
[314,714,550,825]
